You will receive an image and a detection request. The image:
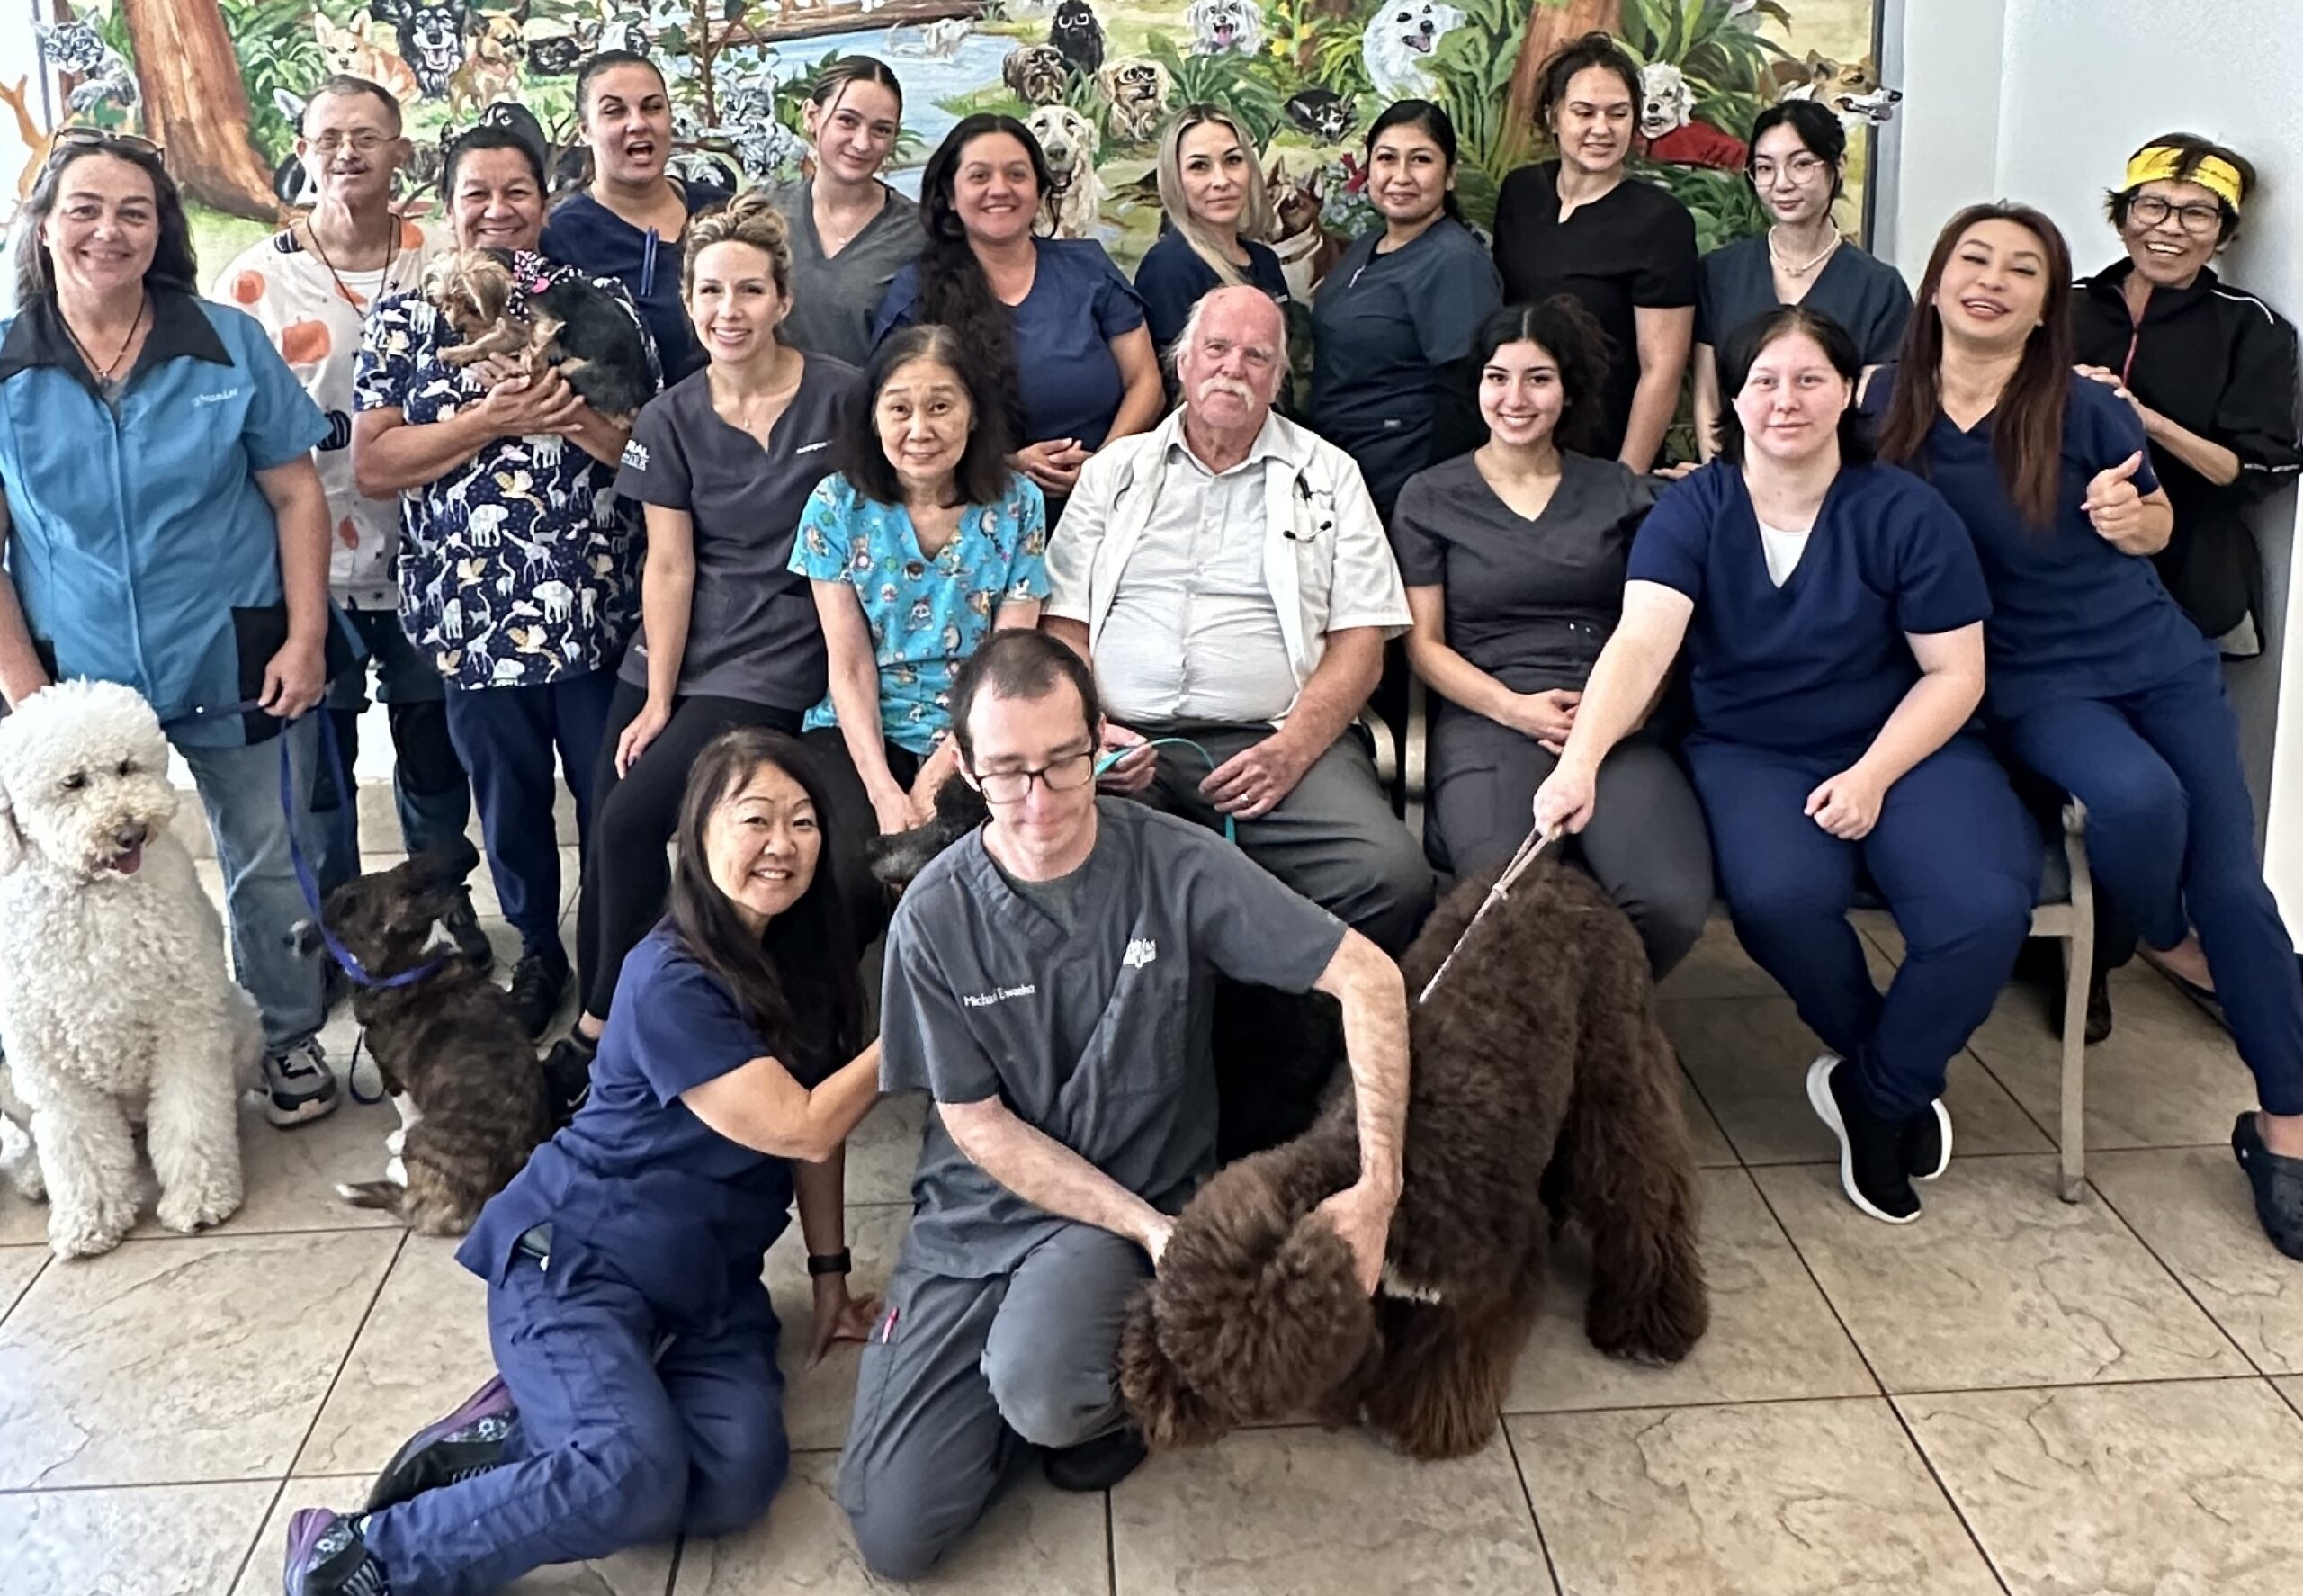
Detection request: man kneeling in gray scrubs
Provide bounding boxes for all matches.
[838,630,1410,1577]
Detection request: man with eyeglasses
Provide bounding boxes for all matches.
[210,73,487,969]
[838,628,1409,1577]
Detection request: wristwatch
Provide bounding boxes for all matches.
[806,1248,853,1278]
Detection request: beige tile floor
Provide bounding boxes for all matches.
[5,870,2303,1595]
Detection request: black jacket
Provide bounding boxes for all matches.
[2072,260,2300,648]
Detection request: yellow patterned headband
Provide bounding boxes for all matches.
[2122,146,2245,212]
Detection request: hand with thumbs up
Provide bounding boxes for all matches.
[2081,451,2163,553]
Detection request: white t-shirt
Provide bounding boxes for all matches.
[211,221,444,607]
[1757,516,1812,587]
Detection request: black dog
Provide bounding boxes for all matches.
[1285,87,1358,146]
[374,0,470,102]
[868,780,1343,1162]
[1050,0,1107,77]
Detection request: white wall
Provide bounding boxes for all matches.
[1885,0,2303,943]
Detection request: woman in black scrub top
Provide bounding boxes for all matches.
[1491,31,1697,472]
[1692,99,1912,460]
[1308,99,1503,517]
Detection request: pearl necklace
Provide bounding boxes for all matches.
[1768,226,1842,278]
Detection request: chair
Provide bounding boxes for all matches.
[1386,676,2095,1203]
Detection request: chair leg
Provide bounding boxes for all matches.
[2058,818,2094,1204]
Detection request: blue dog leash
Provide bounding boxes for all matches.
[1094,735,1237,844]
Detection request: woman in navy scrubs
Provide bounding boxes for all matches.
[1309,99,1503,517]
[873,113,1162,518]
[1537,307,2040,1227]
[1134,104,1290,356]
[282,727,884,1595]
[1873,202,2303,1260]
[1691,98,1911,459]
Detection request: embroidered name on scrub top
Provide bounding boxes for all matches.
[961,983,1040,1009]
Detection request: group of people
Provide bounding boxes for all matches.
[0,25,2299,1596]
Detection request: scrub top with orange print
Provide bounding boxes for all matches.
[211,220,443,607]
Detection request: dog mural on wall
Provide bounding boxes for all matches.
[1638,60,1748,170]
[1361,1,1467,103]
[33,19,139,117]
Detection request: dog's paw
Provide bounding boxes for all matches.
[49,1214,129,1259]
[156,1181,242,1235]
[385,1126,408,1157]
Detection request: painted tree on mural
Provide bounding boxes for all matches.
[117,0,279,219]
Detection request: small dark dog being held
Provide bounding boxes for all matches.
[299,854,551,1235]
[424,248,657,420]
[1119,859,1710,1461]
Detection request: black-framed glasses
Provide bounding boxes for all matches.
[2128,194,2222,235]
[971,749,1097,803]
[45,126,162,172]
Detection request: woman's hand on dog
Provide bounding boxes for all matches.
[259,635,327,720]
[476,369,587,440]
[809,1277,880,1366]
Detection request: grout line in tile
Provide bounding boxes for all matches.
[1745,1167,1893,1398]
[1103,1487,1118,1596]
[0,1474,316,1497]
[0,1249,49,1328]
[1499,1412,1564,1596]
[2277,1379,2303,1425]
[1879,1391,2014,1595]
[281,1229,412,1483]
[662,1533,686,1596]
[224,1474,292,1596]
[2073,1172,2264,1376]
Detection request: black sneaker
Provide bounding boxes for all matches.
[442,887,494,975]
[541,1032,598,1126]
[506,951,569,1041]
[1904,1098,1954,1183]
[2232,1113,2303,1262]
[366,1374,516,1511]
[1043,1426,1148,1492]
[1806,1056,1921,1224]
[282,1508,389,1595]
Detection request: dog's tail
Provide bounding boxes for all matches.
[335,1179,407,1215]
[1551,979,1710,1366]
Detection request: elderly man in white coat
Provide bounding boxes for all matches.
[1043,285,1432,952]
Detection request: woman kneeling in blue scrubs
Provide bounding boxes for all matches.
[1537,307,2041,1225]
[282,727,884,1594]
[1872,202,2303,1260]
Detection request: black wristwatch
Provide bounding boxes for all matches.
[806,1248,853,1278]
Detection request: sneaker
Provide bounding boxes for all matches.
[442,887,494,974]
[1043,1426,1148,1492]
[366,1375,517,1511]
[1806,1055,1921,1224]
[282,1508,389,1596]
[263,1038,342,1128]
[506,951,569,1042]
[541,1032,598,1127]
[2232,1113,2303,1262]
[1904,1098,1954,1183]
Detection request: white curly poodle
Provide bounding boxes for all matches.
[0,680,259,1257]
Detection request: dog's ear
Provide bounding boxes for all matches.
[290,918,325,959]
[0,772,24,876]
[1117,1293,1228,1450]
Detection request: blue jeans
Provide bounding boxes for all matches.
[173,718,327,1054]
[313,605,476,894]
[360,1251,788,1594]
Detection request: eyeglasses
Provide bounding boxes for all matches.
[307,130,396,155]
[2128,194,2223,235]
[1750,153,1832,185]
[44,126,162,171]
[971,749,1097,803]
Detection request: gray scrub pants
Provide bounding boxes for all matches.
[1427,714,1715,977]
[1133,720,1435,955]
[838,1223,1150,1580]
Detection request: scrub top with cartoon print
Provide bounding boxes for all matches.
[787,470,1051,755]
[353,252,659,689]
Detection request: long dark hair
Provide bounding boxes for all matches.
[14,141,198,305]
[1746,98,1847,202]
[1470,298,1613,454]
[1365,99,1465,226]
[1713,306,1875,467]
[667,729,862,1071]
[915,113,1048,442]
[1876,202,2073,529]
[840,323,1016,507]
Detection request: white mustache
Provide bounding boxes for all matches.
[1198,377,1257,402]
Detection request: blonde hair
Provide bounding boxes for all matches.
[1154,106,1274,288]
[683,190,794,298]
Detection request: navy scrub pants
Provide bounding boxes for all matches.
[313,604,477,894]
[1995,661,2303,1116]
[838,1223,1150,1581]
[359,1250,787,1595]
[1687,734,2039,1121]
[444,668,616,965]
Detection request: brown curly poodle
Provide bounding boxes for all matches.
[1117,856,1710,1460]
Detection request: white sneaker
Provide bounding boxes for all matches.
[262,1038,342,1127]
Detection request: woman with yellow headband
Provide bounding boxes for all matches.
[2074,135,2299,657]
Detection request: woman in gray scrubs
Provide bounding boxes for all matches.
[765,58,924,366]
[1395,299,1713,974]
[560,193,865,1089]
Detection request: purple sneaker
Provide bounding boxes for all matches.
[365,1374,517,1512]
[282,1509,387,1595]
